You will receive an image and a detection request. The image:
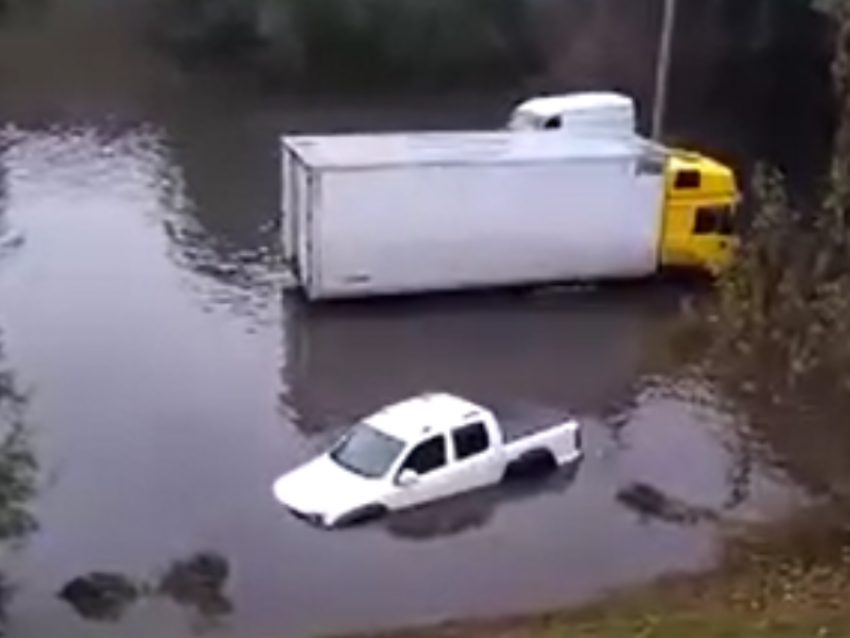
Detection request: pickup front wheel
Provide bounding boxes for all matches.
[504,449,558,481]
[334,504,389,528]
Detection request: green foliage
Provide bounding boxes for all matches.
[0,0,53,24]
[151,0,263,57]
[0,422,36,544]
[0,221,38,625]
[154,0,540,89]
[651,0,850,502]
[0,348,36,545]
[0,335,38,631]
[150,0,836,92]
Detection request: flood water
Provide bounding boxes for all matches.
[0,9,807,638]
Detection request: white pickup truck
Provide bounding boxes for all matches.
[272,392,583,528]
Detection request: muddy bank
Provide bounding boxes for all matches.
[333,503,850,638]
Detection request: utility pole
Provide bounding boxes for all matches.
[651,0,677,140]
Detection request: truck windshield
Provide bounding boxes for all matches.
[328,423,406,479]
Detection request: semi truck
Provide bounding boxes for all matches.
[280,91,740,301]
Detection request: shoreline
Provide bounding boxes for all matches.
[332,506,850,638]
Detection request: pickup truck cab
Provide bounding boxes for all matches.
[272,392,583,528]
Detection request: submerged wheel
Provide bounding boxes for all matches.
[334,504,389,528]
[504,449,558,481]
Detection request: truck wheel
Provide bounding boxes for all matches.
[504,450,557,482]
[335,504,389,528]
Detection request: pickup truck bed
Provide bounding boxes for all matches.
[488,401,574,444]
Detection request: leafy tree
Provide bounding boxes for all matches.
[653,0,850,504]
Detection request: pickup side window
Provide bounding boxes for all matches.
[452,422,490,460]
[399,435,446,476]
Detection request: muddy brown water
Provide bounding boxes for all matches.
[0,8,808,638]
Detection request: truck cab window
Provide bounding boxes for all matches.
[543,117,560,130]
[694,205,735,236]
[674,169,701,189]
[452,422,490,460]
[717,207,735,235]
[400,435,446,475]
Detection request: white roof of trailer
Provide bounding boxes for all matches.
[282,130,661,170]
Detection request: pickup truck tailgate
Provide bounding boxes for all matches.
[492,401,582,466]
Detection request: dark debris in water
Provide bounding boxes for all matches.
[56,551,233,624]
[157,551,233,617]
[57,572,139,622]
[616,481,722,527]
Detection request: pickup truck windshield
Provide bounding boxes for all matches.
[328,423,406,479]
[507,110,538,130]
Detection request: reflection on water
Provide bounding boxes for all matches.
[380,461,582,542]
[0,110,803,638]
[280,286,682,436]
[155,107,282,324]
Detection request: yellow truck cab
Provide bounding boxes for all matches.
[659,149,739,275]
[508,92,741,278]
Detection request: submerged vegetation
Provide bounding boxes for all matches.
[0,183,38,633]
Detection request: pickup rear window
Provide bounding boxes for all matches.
[453,422,489,460]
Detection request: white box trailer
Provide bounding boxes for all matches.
[281,128,669,301]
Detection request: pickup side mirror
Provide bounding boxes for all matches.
[397,469,419,487]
